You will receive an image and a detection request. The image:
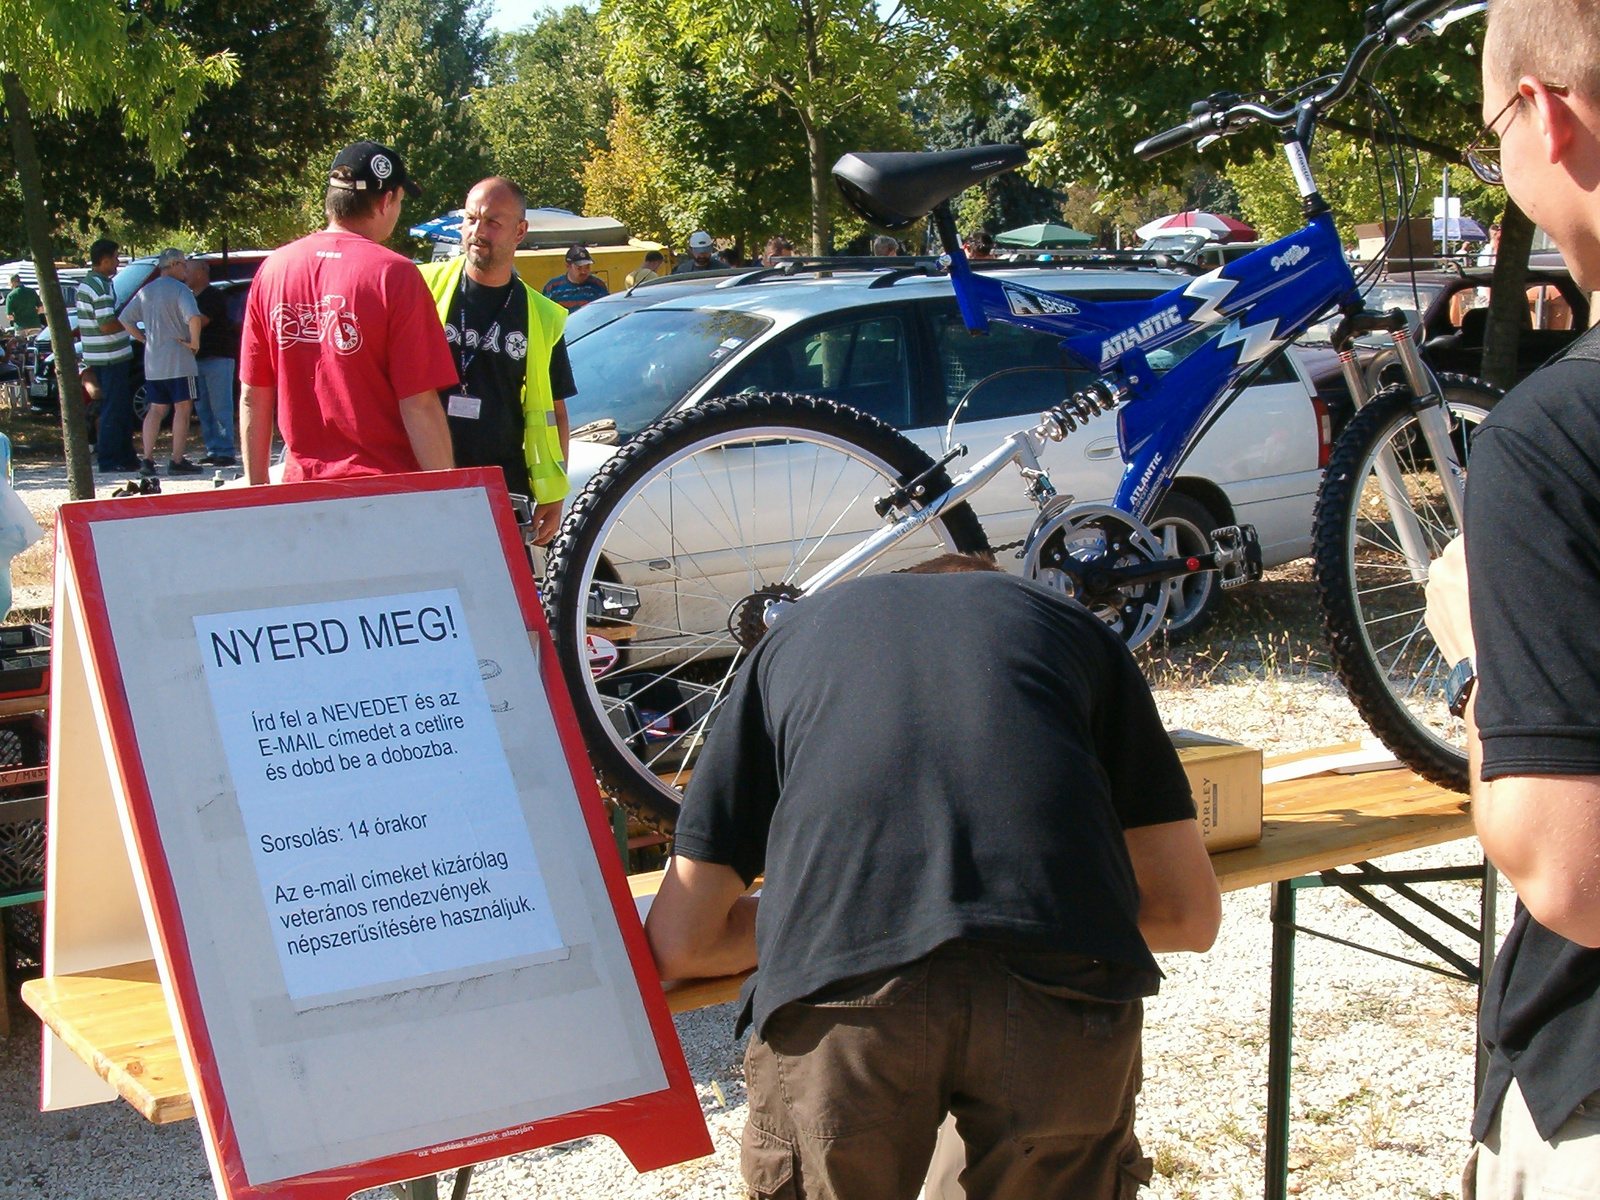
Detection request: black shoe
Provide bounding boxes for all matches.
[199,453,237,467]
[139,476,162,495]
[167,458,202,476]
[138,458,157,477]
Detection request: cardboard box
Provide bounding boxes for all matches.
[1354,217,1434,268]
[1169,729,1263,853]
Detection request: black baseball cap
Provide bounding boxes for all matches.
[328,141,421,198]
[565,243,594,265]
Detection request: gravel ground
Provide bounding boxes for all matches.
[0,559,1500,1199]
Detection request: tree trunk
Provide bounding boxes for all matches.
[1480,197,1537,391]
[2,73,94,500]
[801,112,832,256]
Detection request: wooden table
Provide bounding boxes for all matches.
[20,747,1483,1199]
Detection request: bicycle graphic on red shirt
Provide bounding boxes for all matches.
[271,295,363,355]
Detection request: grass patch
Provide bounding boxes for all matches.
[0,406,64,463]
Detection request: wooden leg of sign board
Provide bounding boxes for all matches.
[39,544,157,1110]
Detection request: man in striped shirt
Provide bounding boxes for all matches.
[77,238,139,472]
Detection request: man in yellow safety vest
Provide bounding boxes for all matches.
[419,176,574,544]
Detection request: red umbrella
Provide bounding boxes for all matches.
[1136,211,1258,244]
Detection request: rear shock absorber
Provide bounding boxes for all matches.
[1040,378,1129,440]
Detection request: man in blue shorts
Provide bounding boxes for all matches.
[123,248,204,477]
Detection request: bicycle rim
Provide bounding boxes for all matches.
[558,411,987,821]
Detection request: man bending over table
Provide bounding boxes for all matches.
[646,553,1221,1199]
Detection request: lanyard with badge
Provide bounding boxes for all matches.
[447,277,513,420]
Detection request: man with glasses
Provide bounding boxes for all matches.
[1426,2,1600,1196]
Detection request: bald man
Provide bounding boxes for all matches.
[419,177,574,544]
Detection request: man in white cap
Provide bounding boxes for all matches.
[672,230,727,273]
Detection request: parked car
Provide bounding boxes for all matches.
[1295,263,1586,427]
[560,258,1331,637]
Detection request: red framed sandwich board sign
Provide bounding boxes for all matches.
[40,469,711,1198]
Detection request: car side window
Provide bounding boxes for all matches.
[926,303,1091,422]
[723,314,912,426]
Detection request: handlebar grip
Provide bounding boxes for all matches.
[1133,115,1215,161]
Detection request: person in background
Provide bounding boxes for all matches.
[624,250,666,289]
[239,140,457,484]
[186,258,238,467]
[871,234,900,257]
[4,275,41,334]
[1424,2,1600,1195]
[762,236,794,266]
[420,176,574,546]
[964,229,995,259]
[121,248,202,477]
[648,553,1220,1200]
[76,238,139,472]
[672,230,726,273]
[541,244,609,312]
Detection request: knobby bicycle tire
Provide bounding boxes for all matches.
[543,392,990,830]
[1313,384,1474,792]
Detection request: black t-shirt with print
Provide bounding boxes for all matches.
[442,275,576,498]
[673,570,1196,1039]
[1466,323,1600,1141]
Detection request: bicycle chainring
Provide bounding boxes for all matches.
[729,582,804,651]
[1020,504,1170,649]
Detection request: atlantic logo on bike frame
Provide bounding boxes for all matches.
[1100,305,1181,366]
[1002,284,1080,319]
[271,295,363,355]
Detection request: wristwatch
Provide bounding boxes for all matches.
[1446,655,1477,719]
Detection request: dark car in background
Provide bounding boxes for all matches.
[1296,261,1586,431]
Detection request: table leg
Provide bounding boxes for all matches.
[1475,859,1498,1094]
[451,1165,474,1200]
[1264,879,1297,1200]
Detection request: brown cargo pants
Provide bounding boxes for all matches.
[741,940,1152,1200]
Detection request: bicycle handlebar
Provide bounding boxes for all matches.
[1134,0,1464,160]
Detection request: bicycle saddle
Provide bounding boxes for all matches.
[833,145,1028,229]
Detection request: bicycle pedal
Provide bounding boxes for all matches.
[1210,524,1263,590]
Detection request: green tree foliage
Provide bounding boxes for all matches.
[472,6,615,213]
[0,0,341,258]
[330,17,491,250]
[582,102,675,243]
[1226,129,1501,242]
[916,81,1064,238]
[604,0,974,253]
[1,0,235,496]
[326,0,493,98]
[987,0,1482,193]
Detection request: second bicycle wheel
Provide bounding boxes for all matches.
[1313,385,1488,791]
[543,392,990,828]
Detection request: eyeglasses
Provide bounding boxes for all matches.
[1466,84,1569,185]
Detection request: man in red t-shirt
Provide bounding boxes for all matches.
[240,141,458,483]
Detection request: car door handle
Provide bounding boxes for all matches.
[1085,437,1119,460]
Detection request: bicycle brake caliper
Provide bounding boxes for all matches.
[1209,524,1263,590]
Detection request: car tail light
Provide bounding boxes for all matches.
[1310,393,1332,469]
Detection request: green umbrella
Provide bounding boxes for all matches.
[993,222,1097,249]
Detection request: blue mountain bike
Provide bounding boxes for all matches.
[545,0,1481,825]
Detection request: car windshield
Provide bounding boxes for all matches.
[567,308,771,440]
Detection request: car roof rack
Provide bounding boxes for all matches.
[623,251,1198,297]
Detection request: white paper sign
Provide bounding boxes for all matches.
[193,588,564,1006]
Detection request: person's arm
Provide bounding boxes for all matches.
[1426,535,1600,945]
[398,390,455,471]
[241,383,276,484]
[645,856,760,980]
[186,313,203,353]
[1124,819,1221,952]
